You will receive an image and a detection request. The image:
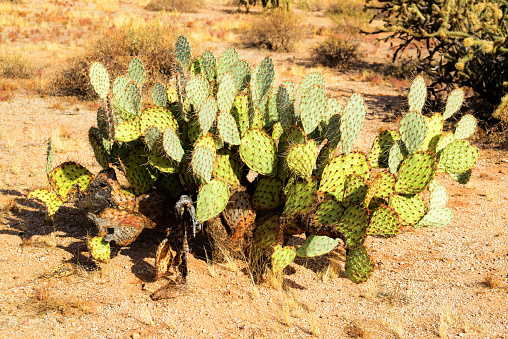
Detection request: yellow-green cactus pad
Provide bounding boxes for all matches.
[88,236,111,263]
[28,189,63,216]
[48,162,93,200]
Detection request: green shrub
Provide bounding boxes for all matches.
[50,20,175,99]
[311,35,361,68]
[367,0,508,120]
[242,10,302,52]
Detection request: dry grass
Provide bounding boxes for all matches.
[49,18,177,99]
[242,10,303,52]
[326,0,373,35]
[146,0,204,12]
[484,274,506,289]
[311,34,361,69]
[344,320,366,338]
[32,284,93,316]
[0,53,34,79]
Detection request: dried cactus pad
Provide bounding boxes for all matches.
[27,189,63,217]
[345,244,374,284]
[271,245,296,274]
[367,205,400,236]
[395,151,436,195]
[286,139,319,179]
[296,235,339,257]
[239,129,277,176]
[196,179,230,223]
[368,130,400,168]
[88,237,110,263]
[48,162,94,199]
[407,75,427,113]
[438,140,479,174]
[454,114,477,140]
[89,62,110,99]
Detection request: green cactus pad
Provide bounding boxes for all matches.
[191,135,216,183]
[48,162,93,199]
[88,237,111,263]
[28,189,64,217]
[127,57,145,89]
[286,139,319,179]
[116,81,142,120]
[190,58,201,75]
[367,131,400,168]
[322,97,342,126]
[335,204,369,248]
[239,129,277,176]
[139,107,178,135]
[454,114,477,140]
[415,207,454,228]
[217,47,238,81]
[231,92,250,137]
[389,194,427,227]
[252,215,281,251]
[276,82,295,129]
[395,151,436,195]
[197,97,218,135]
[148,155,179,174]
[166,84,179,104]
[443,88,464,120]
[155,173,185,198]
[388,140,406,174]
[252,177,284,210]
[435,132,457,157]
[296,235,339,258]
[231,60,251,93]
[186,74,210,111]
[271,122,284,142]
[284,178,318,217]
[345,244,374,283]
[143,126,163,155]
[201,50,216,82]
[340,93,366,154]
[313,200,345,226]
[367,205,400,236]
[46,138,53,175]
[217,72,238,115]
[123,146,158,193]
[217,111,241,145]
[151,82,168,107]
[271,245,296,273]
[364,171,395,208]
[342,174,368,207]
[89,62,110,99]
[196,179,230,223]
[429,184,448,209]
[163,127,184,163]
[438,140,479,174]
[213,149,242,188]
[407,75,427,112]
[449,169,472,184]
[319,152,370,201]
[115,120,140,142]
[254,57,274,105]
[420,113,443,151]
[89,127,109,170]
[175,35,192,71]
[399,110,428,154]
[295,72,324,118]
[299,84,327,135]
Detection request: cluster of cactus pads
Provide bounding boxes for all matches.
[30,36,479,286]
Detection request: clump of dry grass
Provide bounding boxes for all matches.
[32,284,93,316]
[242,10,303,52]
[49,19,176,99]
[326,0,373,35]
[0,53,34,79]
[484,274,506,289]
[145,0,203,12]
[311,34,361,69]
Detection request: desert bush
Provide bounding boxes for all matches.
[145,0,203,12]
[0,53,34,79]
[50,19,175,99]
[311,34,361,68]
[327,0,373,34]
[367,0,508,121]
[242,10,302,52]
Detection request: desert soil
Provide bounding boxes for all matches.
[0,1,507,338]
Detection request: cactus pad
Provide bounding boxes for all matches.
[276,82,295,129]
[217,72,238,115]
[395,151,436,195]
[88,237,111,263]
[196,179,230,223]
[415,207,454,228]
[46,138,53,175]
[296,235,339,257]
[201,50,216,82]
[286,139,319,179]
[122,146,158,193]
[300,84,327,135]
[191,135,216,183]
[186,74,210,111]
[252,215,281,252]
[429,184,449,209]
[198,97,218,135]
[443,88,464,120]
[340,93,366,154]
[217,111,241,145]
[175,36,192,71]
[148,155,179,174]
[163,127,184,163]
[252,177,284,210]
[407,75,427,112]
[139,107,178,135]
[367,205,400,236]
[89,127,109,170]
[28,189,63,217]
[364,171,395,208]
[342,174,368,207]
[421,113,443,151]
[335,204,369,248]
[48,162,94,199]
[345,245,374,283]
[254,57,274,105]
[449,169,472,184]
[312,200,345,226]
[368,130,400,168]
[454,114,477,140]
[400,110,428,153]
[271,245,296,273]
[231,60,251,92]
[239,129,277,176]
[115,120,140,143]
[388,140,406,174]
[438,140,479,174]
[389,194,427,227]
[217,47,238,81]
[283,178,318,217]
[89,62,110,99]
[151,82,168,107]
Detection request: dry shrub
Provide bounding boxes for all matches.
[0,53,34,79]
[327,0,373,34]
[145,0,203,12]
[243,10,302,52]
[50,19,176,99]
[311,35,361,69]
